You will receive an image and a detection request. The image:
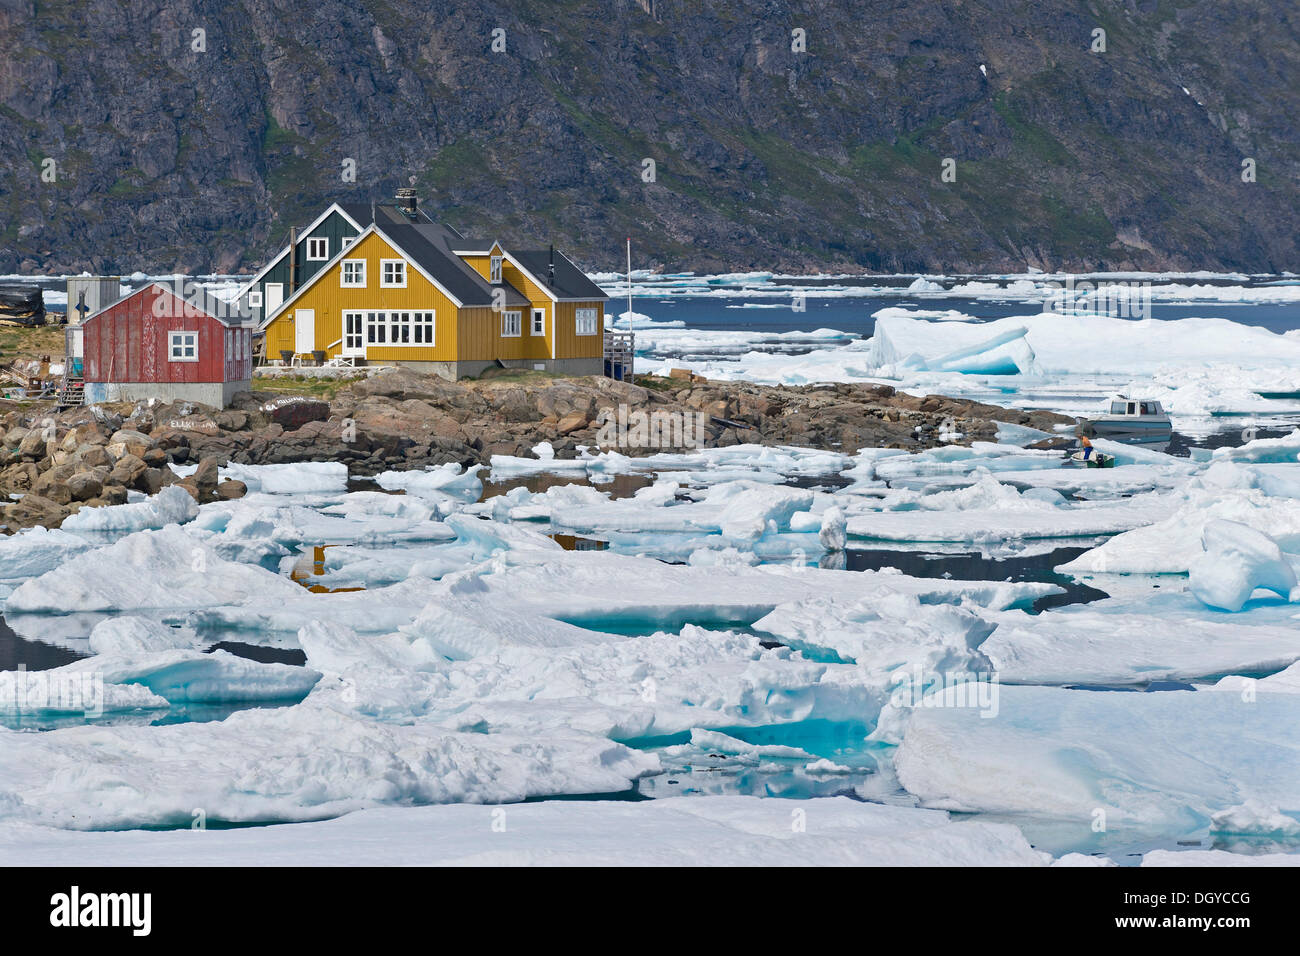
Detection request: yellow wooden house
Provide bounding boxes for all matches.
[259,202,608,380]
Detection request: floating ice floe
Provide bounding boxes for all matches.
[980,605,1300,685]
[5,524,303,613]
[58,484,197,533]
[0,527,95,582]
[0,796,1048,866]
[0,702,657,829]
[894,684,1300,830]
[1209,801,1300,837]
[1187,519,1298,611]
[1058,484,1300,576]
[222,461,349,495]
[374,463,484,503]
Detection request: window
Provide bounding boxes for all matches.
[575,307,599,335]
[345,310,435,351]
[342,236,354,248]
[226,329,232,360]
[531,309,546,336]
[490,255,502,284]
[381,259,406,288]
[413,311,435,345]
[247,290,263,308]
[390,311,412,344]
[306,237,329,260]
[169,330,198,362]
[502,310,521,337]
[341,259,366,288]
[1110,401,1126,415]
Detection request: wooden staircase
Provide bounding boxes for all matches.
[57,373,85,408]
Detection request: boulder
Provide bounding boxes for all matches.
[4,493,69,530]
[215,479,248,500]
[556,411,589,435]
[263,397,331,430]
[66,472,103,502]
[107,453,147,487]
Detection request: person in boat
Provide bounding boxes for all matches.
[1078,433,1095,460]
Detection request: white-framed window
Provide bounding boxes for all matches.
[345,310,436,350]
[306,236,329,260]
[531,308,546,336]
[340,259,366,288]
[381,259,406,288]
[575,307,599,335]
[342,236,354,248]
[413,311,435,345]
[247,290,263,308]
[169,330,198,362]
[502,310,521,337]
[225,328,232,361]
[490,255,502,284]
[391,311,412,344]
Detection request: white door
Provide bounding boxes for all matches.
[265,283,284,313]
[295,309,315,354]
[343,312,365,357]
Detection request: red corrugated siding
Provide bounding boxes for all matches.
[84,285,233,383]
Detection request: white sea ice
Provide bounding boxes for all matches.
[58,484,197,532]
[5,524,303,613]
[0,703,657,830]
[0,527,94,582]
[221,461,349,494]
[374,463,484,503]
[1187,519,1298,611]
[0,796,1048,866]
[1058,486,1300,576]
[1210,801,1300,837]
[894,684,1300,829]
[981,606,1300,685]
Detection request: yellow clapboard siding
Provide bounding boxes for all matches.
[263,231,459,361]
[554,301,606,358]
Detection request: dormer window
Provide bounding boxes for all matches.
[490,255,502,284]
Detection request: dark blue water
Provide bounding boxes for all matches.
[624,293,1300,339]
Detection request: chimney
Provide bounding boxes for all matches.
[548,245,555,286]
[395,187,418,220]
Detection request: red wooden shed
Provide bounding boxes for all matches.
[83,282,255,408]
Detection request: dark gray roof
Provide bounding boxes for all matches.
[511,249,608,300]
[382,222,529,308]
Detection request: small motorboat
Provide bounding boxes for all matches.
[1081,397,1172,439]
[1068,450,1115,468]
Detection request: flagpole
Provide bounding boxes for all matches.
[626,237,633,380]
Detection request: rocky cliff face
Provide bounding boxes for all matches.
[1,0,1297,275]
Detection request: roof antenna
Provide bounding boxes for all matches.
[548,244,555,286]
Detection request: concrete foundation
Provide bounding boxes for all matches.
[394,357,605,381]
[84,379,250,409]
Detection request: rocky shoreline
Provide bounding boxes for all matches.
[0,368,1073,532]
